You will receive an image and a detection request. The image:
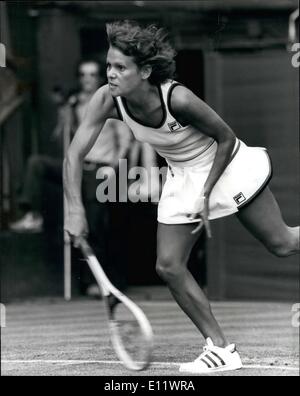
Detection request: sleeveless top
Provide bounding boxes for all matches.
[114,80,215,166]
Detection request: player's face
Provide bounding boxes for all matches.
[78,62,102,93]
[106,46,144,97]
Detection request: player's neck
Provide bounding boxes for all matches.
[125,82,158,110]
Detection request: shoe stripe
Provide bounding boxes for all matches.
[200,357,212,368]
[205,354,220,367]
[210,351,226,366]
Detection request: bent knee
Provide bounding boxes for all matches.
[156,256,185,282]
[267,239,294,258]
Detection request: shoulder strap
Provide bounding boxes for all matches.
[163,80,188,128]
[113,96,124,121]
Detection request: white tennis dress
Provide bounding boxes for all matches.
[114,80,272,224]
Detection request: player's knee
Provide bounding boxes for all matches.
[156,256,184,282]
[267,239,293,257]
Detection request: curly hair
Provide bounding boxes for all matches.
[106,20,176,85]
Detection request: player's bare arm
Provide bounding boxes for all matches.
[171,85,236,196]
[63,84,118,239]
[171,85,236,236]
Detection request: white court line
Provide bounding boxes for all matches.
[1,360,299,372]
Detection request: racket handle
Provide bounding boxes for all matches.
[77,236,110,298]
[77,236,93,256]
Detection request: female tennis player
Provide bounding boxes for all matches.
[64,20,299,374]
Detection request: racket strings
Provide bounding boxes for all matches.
[109,301,150,365]
[78,238,153,371]
[115,320,148,361]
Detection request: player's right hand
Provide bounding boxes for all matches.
[188,195,212,238]
[64,211,89,247]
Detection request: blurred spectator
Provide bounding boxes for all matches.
[0,64,18,106]
[128,141,162,203]
[9,58,132,293]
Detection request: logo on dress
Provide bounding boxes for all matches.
[233,192,246,205]
[168,121,181,132]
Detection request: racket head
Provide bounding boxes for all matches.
[105,293,153,371]
[78,238,154,371]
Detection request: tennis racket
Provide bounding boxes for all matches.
[78,237,154,371]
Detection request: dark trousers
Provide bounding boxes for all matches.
[19,155,127,291]
[81,166,128,291]
[19,154,62,212]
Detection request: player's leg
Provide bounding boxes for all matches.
[237,186,299,257]
[156,222,227,347]
[10,155,62,232]
[19,155,62,212]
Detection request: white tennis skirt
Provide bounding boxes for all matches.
[157,139,272,224]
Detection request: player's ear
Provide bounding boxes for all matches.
[140,64,152,80]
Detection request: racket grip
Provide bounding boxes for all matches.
[77,236,110,298]
[77,237,93,257]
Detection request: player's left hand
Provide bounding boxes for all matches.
[188,195,212,238]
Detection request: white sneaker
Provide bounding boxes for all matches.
[9,212,43,233]
[179,338,242,374]
[86,284,102,298]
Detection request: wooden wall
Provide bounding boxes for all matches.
[205,49,299,301]
[37,9,81,155]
